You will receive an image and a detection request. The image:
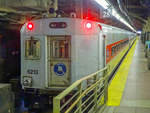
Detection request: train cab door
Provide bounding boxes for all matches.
[47,36,71,87]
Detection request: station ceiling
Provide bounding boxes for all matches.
[0,0,47,25]
[109,0,150,30]
[0,0,148,31]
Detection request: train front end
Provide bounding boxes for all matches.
[20,18,74,91]
[20,17,102,93]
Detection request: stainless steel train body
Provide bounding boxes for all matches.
[21,18,135,90]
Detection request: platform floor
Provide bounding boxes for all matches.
[101,40,150,113]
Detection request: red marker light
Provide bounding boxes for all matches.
[27,22,34,30]
[85,22,92,29]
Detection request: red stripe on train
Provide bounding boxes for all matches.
[106,38,129,63]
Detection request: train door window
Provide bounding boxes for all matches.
[52,40,69,58]
[25,37,40,59]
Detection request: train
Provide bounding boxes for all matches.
[20,17,136,109]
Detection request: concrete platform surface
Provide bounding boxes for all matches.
[101,40,150,113]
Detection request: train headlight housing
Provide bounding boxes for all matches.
[27,22,34,30]
[23,76,32,87]
[85,22,92,29]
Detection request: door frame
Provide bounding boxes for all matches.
[47,35,71,87]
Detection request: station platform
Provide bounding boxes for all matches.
[101,39,150,113]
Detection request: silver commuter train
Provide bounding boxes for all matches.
[20,18,136,91]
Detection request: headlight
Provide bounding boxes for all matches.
[23,76,32,87]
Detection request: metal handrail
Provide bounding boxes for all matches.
[53,67,108,113]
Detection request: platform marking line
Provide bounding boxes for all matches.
[107,39,138,106]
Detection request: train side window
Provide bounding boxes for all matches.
[25,38,40,59]
[106,49,109,58]
[111,47,114,56]
[52,40,69,58]
[117,44,119,51]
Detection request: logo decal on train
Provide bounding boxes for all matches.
[54,63,67,76]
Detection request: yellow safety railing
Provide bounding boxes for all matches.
[53,67,108,113]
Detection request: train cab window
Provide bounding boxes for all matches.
[25,38,40,59]
[52,40,69,58]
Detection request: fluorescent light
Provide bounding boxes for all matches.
[95,0,136,32]
[95,0,109,9]
[137,31,141,34]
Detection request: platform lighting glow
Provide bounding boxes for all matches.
[137,31,141,34]
[95,0,136,32]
